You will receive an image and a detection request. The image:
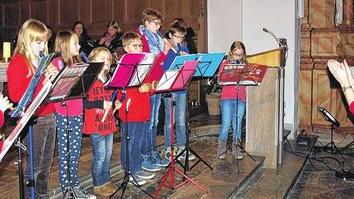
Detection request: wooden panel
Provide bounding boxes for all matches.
[79,0,91,24]
[92,0,111,24]
[4,2,19,27]
[299,68,313,132]
[246,68,280,168]
[309,0,335,28]
[58,0,78,26]
[246,48,283,67]
[311,31,340,56]
[125,0,149,24]
[29,0,48,24]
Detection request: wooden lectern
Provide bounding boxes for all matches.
[245,47,286,169]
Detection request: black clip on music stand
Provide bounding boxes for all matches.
[47,62,103,198]
[105,53,156,199]
[219,63,267,172]
[316,106,345,157]
[153,60,209,197]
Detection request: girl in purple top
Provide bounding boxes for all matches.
[217,41,247,160]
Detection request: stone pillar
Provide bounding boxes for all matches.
[343,0,353,24]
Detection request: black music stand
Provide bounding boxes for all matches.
[47,62,103,199]
[219,63,267,172]
[154,60,209,197]
[105,53,156,199]
[316,106,344,158]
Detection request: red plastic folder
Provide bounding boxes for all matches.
[219,63,268,86]
[156,60,199,92]
[105,53,155,88]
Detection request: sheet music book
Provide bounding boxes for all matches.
[219,63,268,86]
[48,62,103,101]
[156,60,199,92]
[105,53,155,88]
[168,53,225,77]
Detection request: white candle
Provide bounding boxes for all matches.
[3,42,11,62]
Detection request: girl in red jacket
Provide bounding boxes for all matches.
[6,19,57,198]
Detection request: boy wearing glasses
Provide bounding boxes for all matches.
[136,8,172,172]
[162,20,196,161]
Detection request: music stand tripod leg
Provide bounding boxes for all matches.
[110,112,155,199]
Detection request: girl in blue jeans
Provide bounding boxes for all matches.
[82,47,118,197]
[217,41,247,160]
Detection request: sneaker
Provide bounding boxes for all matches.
[177,146,196,161]
[73,186,97,199]
[93,184,112,197]
[129,176,146,186]
[151,151,170,167]
[164,147,177,160]
[135,170,155,180]
[103,182,117,194]
[142,158,162,172]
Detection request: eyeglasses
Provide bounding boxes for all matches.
[131,44,144,49]
[172,34,185,40]
[150,20,162,26]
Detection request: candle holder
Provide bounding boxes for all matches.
[2,42,11,63]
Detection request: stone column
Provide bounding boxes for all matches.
[343,0,353,24]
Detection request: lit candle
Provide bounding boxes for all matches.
[3,42,11,62]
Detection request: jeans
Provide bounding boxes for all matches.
[141,94,161,155]
[90,133,113,186]
[24,114,56,199]
[121,122,145,174]
[163,92,187,147]
[55,114,83,192]
[219,99,246,142]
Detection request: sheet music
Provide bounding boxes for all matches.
[48,63,89,101]
[155,71,179,91]
[129,53,155,86]
[219,63,267,86]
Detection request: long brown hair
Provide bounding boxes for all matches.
[227,41,248,64]
[54,30,81,66]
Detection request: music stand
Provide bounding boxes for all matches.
[154,60,209,197]
[169,53,224,171]
[47,62,103,199]
[105,53,156,199]
[219,63,267,172]
[316,106,344,157]
[0,53,61,199]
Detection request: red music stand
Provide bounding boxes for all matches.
[153,60,208,198]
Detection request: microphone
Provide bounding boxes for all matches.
[126,98,131,112]
[156,31,177,53]
[262,27,281,47]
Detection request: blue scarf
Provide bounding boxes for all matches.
[139,25,164,54]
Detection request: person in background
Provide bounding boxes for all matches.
[7,18,57,198]
[83,47,118,197]
[73,21,93,55]
[137,8,171,172]
[162,21,195,161]
[51,30,95,198]
[217,41,247,160]
[99,20,124,53]
[328,59,354,115]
